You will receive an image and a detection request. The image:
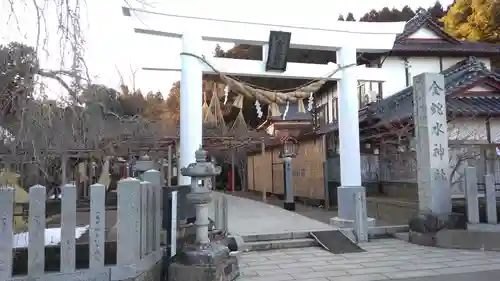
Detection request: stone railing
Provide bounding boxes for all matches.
[461,167,498,224]
[0,170,163,281]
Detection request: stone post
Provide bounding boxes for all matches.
[89,183,106,269]
[214,195,229,233]
[140,181,149,257]
[0,187,14,280]
[413,73,451,214]
[353,189,368,242]
[484,174,497,224]
[117,177,141,265]
[60,183,77,273]
[143,170,162,252]
[28,185,46,277]
[465,167,479,224]
[169,147,240,281]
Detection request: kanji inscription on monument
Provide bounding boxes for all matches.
[413,73,451,214]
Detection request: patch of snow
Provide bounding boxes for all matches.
[13,225,89,249]
[48,194,62,199]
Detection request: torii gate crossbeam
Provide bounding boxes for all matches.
[122,7,405,240]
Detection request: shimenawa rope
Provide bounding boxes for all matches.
[180,52,358,105]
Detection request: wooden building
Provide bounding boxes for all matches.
[247,135,326,201]
[246,102,329,203]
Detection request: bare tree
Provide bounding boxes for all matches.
[0,1,171,186]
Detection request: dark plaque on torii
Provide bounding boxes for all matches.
[266,30,292,72]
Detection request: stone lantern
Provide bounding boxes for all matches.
[180,148,221,244]
[278,137,299,211]
[169,147,239,281]
[134,154,155,178]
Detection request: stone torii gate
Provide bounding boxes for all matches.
[122,7,405,240]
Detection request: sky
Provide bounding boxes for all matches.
[0,0,453,99]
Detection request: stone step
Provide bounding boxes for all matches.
[242,231,311,242]
[245,238,318,251]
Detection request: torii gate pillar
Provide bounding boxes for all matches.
[178,32,204,185]
[330,47,371,240]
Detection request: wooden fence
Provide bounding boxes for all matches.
[0,170,163,281]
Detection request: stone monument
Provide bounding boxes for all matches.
[413,73,451,214]
[168,148,239,281]
[408,73,465,245]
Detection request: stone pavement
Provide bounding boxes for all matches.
[229,191,340,225]
[211,192,335,236]
[237,239,500,281]
[389,269,500,281]
[229,191,396,226]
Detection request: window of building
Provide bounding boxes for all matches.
[316,103,329,125]
[358,82,366,106]
[332,97,338,120]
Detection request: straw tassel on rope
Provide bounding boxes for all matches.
[202,89,209,120]
[230,95,248,133]
[230,109,248,132]
[232,94,244,109]
[297,98,306,113]
[269,103,281,117]
[223,85,229,104]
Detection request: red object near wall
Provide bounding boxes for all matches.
[121,166,127,179]
[227,171,233,192]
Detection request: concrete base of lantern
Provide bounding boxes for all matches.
[168,242,240,281]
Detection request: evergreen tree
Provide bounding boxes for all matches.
[427,1,447,23]
[400,5,416,21]
[346,13,356,21]
[378,7,394,22]
[358,2,445,23]
[360,9,379,22]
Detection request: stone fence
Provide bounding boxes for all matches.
[462,167,498,225]
[0,170,163,281]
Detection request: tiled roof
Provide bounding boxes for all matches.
[448,96,500,115]
[395,9,458,43]
[319,57,500,134]
[392,40,499,54]
[369,57,500,120]
[393,9,498,54]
